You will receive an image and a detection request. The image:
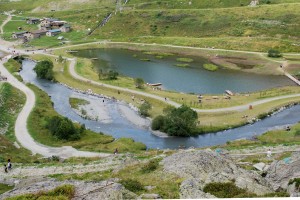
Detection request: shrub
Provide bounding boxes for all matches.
[140,159,159,173]
[295,129,300,136]
[120,179,144,192]
[107,70,119,80]
[151,115,165,130]
[203,182,251,198]
[33,60,55,81]
[135,77,145,89]
[267,49,282,58]
[139,101,151,117]
[46,116,83,140]
[289,178,300,188]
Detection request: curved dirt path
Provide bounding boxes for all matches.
[68,58,300,113]
[0,57,110,158]
[0,15,11,34]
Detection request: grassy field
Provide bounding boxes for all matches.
[0,183,14,195]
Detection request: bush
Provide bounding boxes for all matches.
[46,116,83,140]
[120,179,144,192]
[267,49,282,58]
[134,77,145,89]
[140,159,159,173]
[295,129,300,136]
[151,115,165,130]
[107,70,119,80]
[203,182,251,198]
[33,60,54,81]
[139,101,151,117]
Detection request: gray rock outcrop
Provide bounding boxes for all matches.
[162,149,273,198]
[266,152,300,191]
[0,179,137,200]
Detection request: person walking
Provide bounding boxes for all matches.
[4,164,8,173]
[7,159,12,171]
[114,148,118,155]
[267,149,272,158]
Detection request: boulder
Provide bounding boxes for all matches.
[266,152,300,191]
[253,162,266,171]
[138,193,161,199]
[162,149,273,198]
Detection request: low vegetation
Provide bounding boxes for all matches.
[69,97,89,110]
[6,184,75,200]
[3,58,23,81]
[152,105,198,136]
[203,63,219,71]
[203,182,289,198]
[176,58,193,63]
[0,183,14,195]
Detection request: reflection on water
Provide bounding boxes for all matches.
[20,60,300,149]
[73,48,295,94]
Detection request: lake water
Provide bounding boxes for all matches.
[72,48,295,94]
[19,60,300,149]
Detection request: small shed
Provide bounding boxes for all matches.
[46,29,61,37]
[27,18,40,24]
[24,30,47,39]
[12,31,28,39]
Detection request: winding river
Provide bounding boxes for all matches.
[20,60,300,149]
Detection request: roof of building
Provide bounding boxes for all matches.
[48,29,61,33]
[13,31,28,35]
[31,30,47,34]
[62,24,71,28]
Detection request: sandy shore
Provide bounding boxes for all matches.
[70,93,112,123]
[117,103,151,128]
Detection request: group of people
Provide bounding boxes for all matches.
[4,159,12,173]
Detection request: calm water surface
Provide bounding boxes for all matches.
[20,60,300,149]
[73,48,295,94]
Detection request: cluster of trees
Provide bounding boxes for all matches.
[46,116,85,140]
[33,60,55,81]
[151,105,198,137]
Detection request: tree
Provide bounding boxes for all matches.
[134,78,145,89]
[151,105,198,136]
[268,49,282,58]
[33,60,54,80]
[47,116,82,140]
[107,70,119,80]
[139,101,151,117]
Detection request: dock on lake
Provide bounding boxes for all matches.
[284,72,300,86]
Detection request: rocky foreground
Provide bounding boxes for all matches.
[1,149,300,199]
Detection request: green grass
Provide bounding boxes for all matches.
[203,63,219,71]
[69,97,89,110]
[27,83,146,153]
[6,184,75,200]
[0,83,39,163]
[3,59,23,81]
[176,57,193,63]
[0,183,14,195]
[3,20,38,33]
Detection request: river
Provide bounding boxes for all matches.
[20,60,300,149]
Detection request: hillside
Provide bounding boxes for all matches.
[0,0,300,51]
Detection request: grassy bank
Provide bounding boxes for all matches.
[27,83,146,153]
[0,82,40,163]
[3,58,23,81]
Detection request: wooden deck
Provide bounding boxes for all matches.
[284,72,300,86]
